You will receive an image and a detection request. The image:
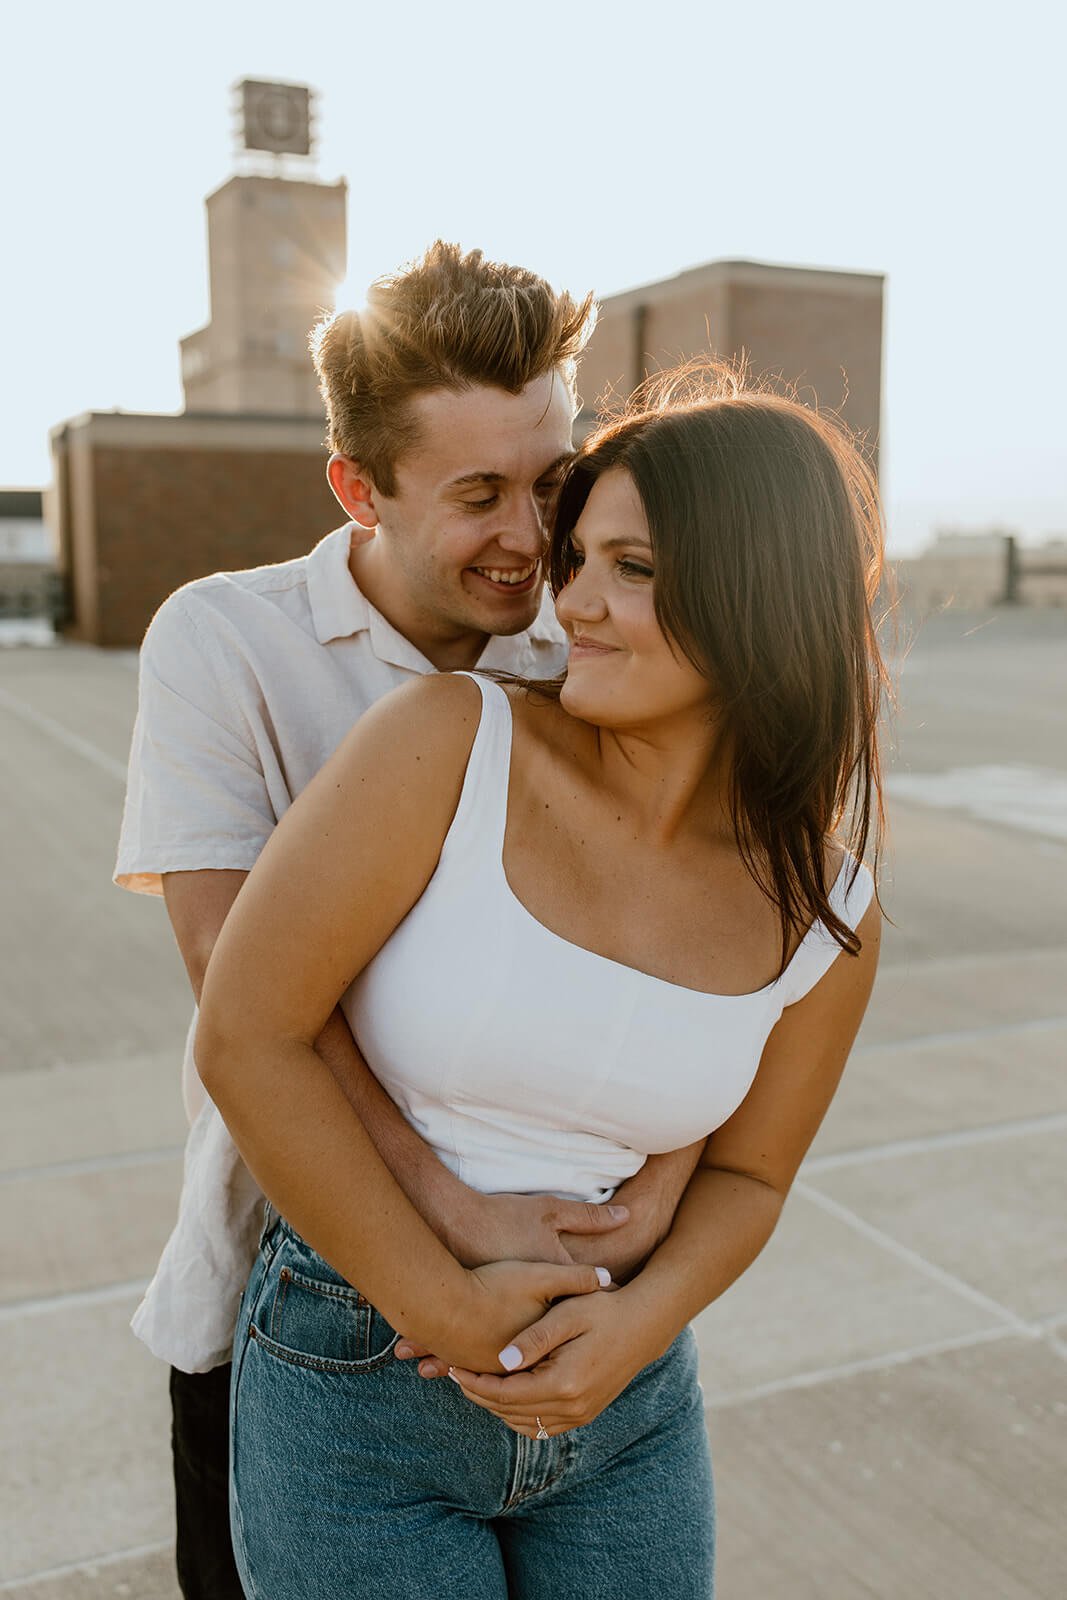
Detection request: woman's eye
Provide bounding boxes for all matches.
[618,559,654,579]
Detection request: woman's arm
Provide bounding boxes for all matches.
[448,899,881,1432]
[196,673,604,1371]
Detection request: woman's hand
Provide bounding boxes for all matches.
[444,1287,670,1437]
[427,1259,611,1374]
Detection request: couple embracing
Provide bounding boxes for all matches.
[117,241,886,1599]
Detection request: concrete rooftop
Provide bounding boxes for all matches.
[1,605,1064,1598]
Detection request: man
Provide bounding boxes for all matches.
[116,242,701,1599]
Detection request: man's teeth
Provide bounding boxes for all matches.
[473,564,536,586]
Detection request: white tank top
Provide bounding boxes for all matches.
[343,674,874,1203]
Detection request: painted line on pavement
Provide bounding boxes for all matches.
[0,1540,171,1593]
[0,1278,147,1324]
[703,1323,1027,1410]
[0,685,128,783]
[804,1109,1067,1174]
[0,1145,183,1184]
[792,1180,1035,1337]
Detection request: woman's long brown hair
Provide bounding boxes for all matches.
[544,365,891,967]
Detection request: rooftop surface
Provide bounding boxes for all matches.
[1,605,1065,1598]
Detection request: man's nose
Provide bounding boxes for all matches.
[497,493,549,560]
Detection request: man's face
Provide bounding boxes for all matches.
[366,372,575,645]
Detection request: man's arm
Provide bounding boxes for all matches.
[163,869,640,1268]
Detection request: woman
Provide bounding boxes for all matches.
[198,372,887,1598]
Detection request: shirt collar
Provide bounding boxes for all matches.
[305,522,568,671]
[305,524,372,645]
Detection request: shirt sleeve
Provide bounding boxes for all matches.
[114,589,276,896]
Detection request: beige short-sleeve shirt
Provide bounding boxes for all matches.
[116,524,568,1372]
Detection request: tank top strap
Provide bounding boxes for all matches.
[437,672,515,867]
[776,856,875,1008]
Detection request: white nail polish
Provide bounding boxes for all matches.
[499,1344,523,1371]
[595,1267,612,1287]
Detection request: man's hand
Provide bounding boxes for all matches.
[560,1142,705,1282]
[449,1191,631,1269]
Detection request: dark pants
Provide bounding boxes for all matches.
[170,1363,244,1600]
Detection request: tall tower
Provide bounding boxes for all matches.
[180,80,347,418]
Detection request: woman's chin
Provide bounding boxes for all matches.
[559,677,613,726]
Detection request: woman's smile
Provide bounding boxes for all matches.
[569,632,621,659]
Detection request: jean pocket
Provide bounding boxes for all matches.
[250,1243,399,1375]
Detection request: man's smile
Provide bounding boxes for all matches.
[467,561,540,593]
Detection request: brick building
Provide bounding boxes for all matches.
[579,259,883,466]
[49,412,338,648]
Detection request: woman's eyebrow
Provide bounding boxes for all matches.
[599,536,653,553]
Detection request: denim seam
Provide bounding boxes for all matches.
[499,1431,575,1512]
[269,1266,291,1342]
[247,1323,399,1376]
[231,1269,276,1600]
[282,1266,369,1307]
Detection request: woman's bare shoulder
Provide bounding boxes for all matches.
[335,671,485,773]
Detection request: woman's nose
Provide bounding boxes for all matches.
[556,566,606,625]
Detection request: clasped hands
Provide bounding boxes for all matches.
[395,1183,674,1440]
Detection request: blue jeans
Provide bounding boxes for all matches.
[230,1217,715,1599]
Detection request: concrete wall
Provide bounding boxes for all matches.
[48,412,340,648]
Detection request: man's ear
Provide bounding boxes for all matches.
[327,454,381,530]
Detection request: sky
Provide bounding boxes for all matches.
[3,0,1064,554]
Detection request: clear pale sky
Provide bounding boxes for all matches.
[4,0,1064,552]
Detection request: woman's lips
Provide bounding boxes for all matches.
[569,635,618,658]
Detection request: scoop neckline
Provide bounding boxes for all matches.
[497,847,850,1002]
[483,677,850,1002]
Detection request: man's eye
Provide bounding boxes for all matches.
[535,480,561,500]
[464,496,498,510]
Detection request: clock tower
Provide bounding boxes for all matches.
[179,80,347,417]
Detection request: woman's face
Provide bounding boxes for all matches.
[555,468,711,731]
